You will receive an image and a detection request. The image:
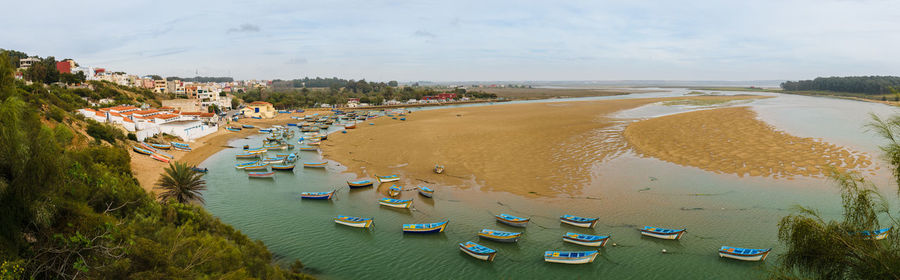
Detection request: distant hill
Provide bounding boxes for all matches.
[780,76,900,94]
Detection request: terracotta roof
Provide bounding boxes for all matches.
[154,114,180,120]
[109,112,122,117]
[180,111,203,115]
[107,105,138,111]
[122,118,133,123]
[199,113,214,117]
[132,109,159,115]
[159,106,174,110]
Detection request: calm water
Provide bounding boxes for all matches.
[201,89,899,279]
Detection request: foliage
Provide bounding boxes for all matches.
[781,76,900,95]
[85,120,124,144]
[166,76,234,83]
[155,162,207,204]
[0,53,313,279]
[772,113,900,279]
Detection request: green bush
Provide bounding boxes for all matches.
[85,120,124,143]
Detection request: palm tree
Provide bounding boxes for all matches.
[155,161,207,204]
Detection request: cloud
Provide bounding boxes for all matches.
[228,24,261,33]
[286,58,308,64]
[412,30,436,38]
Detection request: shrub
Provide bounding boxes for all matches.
[85,120,124,143]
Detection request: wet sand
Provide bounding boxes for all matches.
[129,112,331,195]
[322,95,766,197]
[624,106,873,178]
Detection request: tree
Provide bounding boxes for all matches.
[155,162,207,204]
[231,98,240,109]
[773,114,900,279]
[207,104,219,113]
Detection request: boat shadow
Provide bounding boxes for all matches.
[402,232,449,241]
[378,206,414,216]
[638,235,687,249]
[333,223,376,238]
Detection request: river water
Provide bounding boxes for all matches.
[200,89,899,279]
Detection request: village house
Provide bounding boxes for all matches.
[241,101,276,118]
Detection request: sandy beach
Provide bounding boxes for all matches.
[322,95,767,197]
[624,106,874,178]
[128,112,331,195]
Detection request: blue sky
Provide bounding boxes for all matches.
[4,0,899,81]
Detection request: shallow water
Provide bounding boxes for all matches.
[201,89,898,279]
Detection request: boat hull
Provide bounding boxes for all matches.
[544,252,599,264]
[719,251,770,262]
[301,193,334,200]
[303,162,327,168]
[640,230,685,240]
[334,219,372,228]
[402,222,448,233]
[496,218,529,228]
[459,244,496,261]
[377,177,400,183]
[560,218,598,228]
[563,236,609,247]
[379,201,412,209]
[347,181,373,188]
[478,232,521,243]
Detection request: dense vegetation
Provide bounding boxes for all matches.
[239,82,497,109]
[166,76,234,83]
[780,76,900,94]
[0,53,313,279]
[773,114,900,279]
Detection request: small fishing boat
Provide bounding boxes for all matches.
[344,123,356,129]
[147,143,172,150]
[191,167,208,173]
[640,226,686,240]
[718,246,772,262]
[376,174,400,183]
[459,242,496,262]
[334,216,373,228]
[235,153,259,159]
[478,229,521,243]
[418,186,434,198]
[563,233,610,247]
[248,171,275,179]
[307,141,321,146]
[347,180,374,188]
[235,161,260,169]
[543,251,599,264]
[170,141,190,149]
[402,220,449,233]
[298,146,318,151]
[242,124,255,128]
[150,153,170,163]
[560,215,599,228]
[433,164,444,174]
[303,161,327,168]
[300,190,336,200]
[287,123,298,126]
[132,146,154,155]
[226,127,242,132]
[388,185,401,197]
[495,214,530,228]
[859,227,892,240]
[243,163,270,171]
[172,145,192,151]
[271,164,295,171]
[263,157,285,164]
[379,198,412,209]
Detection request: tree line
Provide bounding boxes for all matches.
[780,76,900,94]
[237,85,497,109]
[166,76,234,83]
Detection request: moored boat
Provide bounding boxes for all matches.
[544,251,599,264]
[235,161,260,169]
[859,227,892,240]
[402,220,449,233]
[376,174,400,183]
[379,198,412,208]
[347,180,374,188]
[150,153,170,163]
[718,246,772,261]
[478,229,521,243]
[191,167,208,173]
[301,190,336,200]
[132,145,154,155]
[298,146,318,151]
[271,164,295,171]
[560,215,599,228]
[433,164,444,174]
[243,163,270,171]
[307,141,321,146]
[388,185,401,197]
[418,186,434,198]
[563,233,610,247]
[242,124,255,128]
[344,123,356,129]
[303,161,327,168]
[334,216,373,228]
[640,226,686,240]
[226,127,242,132]
[235,153,259,159]
[147,143,172,150]
[495,214,530,228]
[459,242,496,262]
[248,171,275,178]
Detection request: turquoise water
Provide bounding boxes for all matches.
[201,89,898,279]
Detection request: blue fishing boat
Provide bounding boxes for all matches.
[640,226,686,240]
[379,198,412,209]
[347,180,374,188]
[301,190,336,200]
[478,229,521,243]
[376,174,400,183]
[388,185,401,197]
[235,153,259,159]
[858,227,892,240]
[271,164,295,171]
[226,127,242,132]
[495,214,530,228]
[560,215,599,228]
[334,216,373,228]
[243,163,270,171]
[170,141,190,148]
[459,241,496,262]
[718,246,772,261]
[563,233,610,247]
[303,161,327,168]
[418,186,434,198]
[242,124,255,128]
[234,161,260,169]
[298,146,318,151]
[248,171,274,179]
[402,220,448,233]
[259,128,273,133]
[287,123,298,126]
[191,167,208,173]
[147,143,172,150]
[132,146,154,155]
[544,251,599,264]
[251,116,262,119]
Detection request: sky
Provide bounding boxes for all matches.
[3,0,899,81]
